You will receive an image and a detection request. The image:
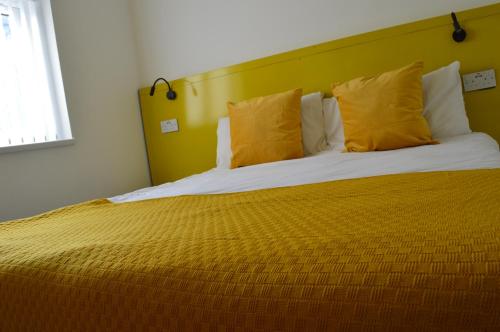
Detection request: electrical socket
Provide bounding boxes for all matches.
[462,69,496,92]
[160,119,179,133]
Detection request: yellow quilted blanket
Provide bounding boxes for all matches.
[1,170,499,331]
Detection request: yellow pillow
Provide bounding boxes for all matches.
[332,62,436,152]
[228,88,304,168]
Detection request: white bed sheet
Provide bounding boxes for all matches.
[110,133,500,203]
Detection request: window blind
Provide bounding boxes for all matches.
[0,0,70,148]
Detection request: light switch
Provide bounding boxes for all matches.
[462,69,496,92]
[160,119,179,133]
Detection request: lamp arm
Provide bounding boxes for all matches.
[451,12,467,43]
[152,78,172,91]
[149,77,177,100]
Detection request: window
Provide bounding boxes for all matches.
[0,0,71,150]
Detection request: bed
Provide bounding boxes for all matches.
[1,132,499,331]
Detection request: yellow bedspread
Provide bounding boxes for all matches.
[1,170,499,331]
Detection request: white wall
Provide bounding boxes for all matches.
[0,0,150,221]
[131,0,499,87]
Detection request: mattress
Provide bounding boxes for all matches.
[1,169,500,331]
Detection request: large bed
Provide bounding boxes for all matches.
[1,132,499,331]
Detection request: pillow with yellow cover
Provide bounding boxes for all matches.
[228,88,304,168]
[332,62,436,152]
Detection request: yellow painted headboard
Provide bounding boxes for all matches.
[139,3,500,185]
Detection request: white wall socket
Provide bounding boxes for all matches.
[462,69,496,92]
[160,119,179,133]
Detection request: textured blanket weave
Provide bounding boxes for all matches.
[1,170,499,331]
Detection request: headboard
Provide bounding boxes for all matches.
[139,3,500,185]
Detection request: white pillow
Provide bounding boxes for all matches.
[422,61,471,138]
[301,92,328,155]
[322,97,344,151]
[216,117,232,169]
[216,92,327,168]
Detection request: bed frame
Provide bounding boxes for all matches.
[139,3,500,185]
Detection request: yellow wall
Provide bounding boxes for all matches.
[139,3,500,185]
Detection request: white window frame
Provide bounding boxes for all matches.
[0,0,73,154]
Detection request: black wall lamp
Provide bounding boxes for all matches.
[149,77,177,100]
[451,12,467,43]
